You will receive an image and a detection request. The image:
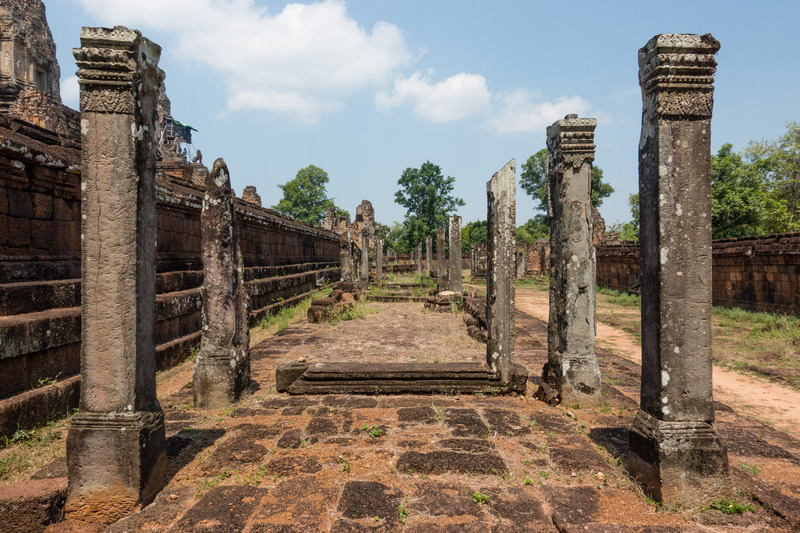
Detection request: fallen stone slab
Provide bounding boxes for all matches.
[276,361,528,395]
[0,477,67,533]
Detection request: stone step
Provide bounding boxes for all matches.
[276,361,528,395]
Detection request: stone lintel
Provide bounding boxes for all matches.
[276,362,528,395]
[629,409,730,507]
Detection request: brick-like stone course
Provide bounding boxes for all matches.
[595,233,800,315]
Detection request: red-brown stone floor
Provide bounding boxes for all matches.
[53,299,800,532]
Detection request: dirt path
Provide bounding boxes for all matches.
[516,287,800,441]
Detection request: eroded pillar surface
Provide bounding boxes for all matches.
[66,26,166,523]
[359,228,369,290]
[544,115,602,407]
[425,236,433,276]
[415,243,423,275]
[376,238,383,284]
[629,33,729,507]
[193,159,250,408]
[486,160,516,383]
[448,215,462,292]
[340,231,352,281]
[436,227,447,292]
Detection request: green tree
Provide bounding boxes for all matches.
[609,193,640,243]
[273,165,340,224]
[711,144,768,238]
[394,161,465,249]
[520,149,549,212]
[520,148,615,215]
[461,220,487,253]
[515,215,550,243]
[747,121,800,232]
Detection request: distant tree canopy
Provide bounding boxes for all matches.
[461,220,487,253]
[272,165,346,225]
[518,148,614,242]
[519,148,615,214]
[516,215,551,244]
[392,161,465,253]
[609,193,639,243]
[609,120,800,241]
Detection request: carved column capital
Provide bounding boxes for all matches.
[546,115,597,171]
[638,33,720,119]
[73,26,164,114]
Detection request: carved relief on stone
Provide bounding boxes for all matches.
[638,34,720,119]
[546,115,597,173]
[73,27,164,116]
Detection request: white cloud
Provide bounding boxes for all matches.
[60,75,79,108]
[71,0,412,122]
[376,70,491,122]
[488,89,592,134]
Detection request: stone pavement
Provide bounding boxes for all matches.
[52,299,800,532]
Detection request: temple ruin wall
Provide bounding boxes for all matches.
[595,237,800,315]
[0,126,340,438]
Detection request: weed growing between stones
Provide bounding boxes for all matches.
[705,498,755,514]
[399,496,409,523]
[473,491,490,504]
[327,301,369,324]
[740,463,760,476]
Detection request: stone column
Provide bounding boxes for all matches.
[486,160,516,383]
[448,215,462,292]
[193,159,250,408]
[66,27,165,523]
[359,228,369,290]
[436,227,447,292]
[544,114,602,407]
[629,34,729,507]
[425,236,433,276]
[415,243,423,275]
[340,231,352,281]
[376,238,383,284]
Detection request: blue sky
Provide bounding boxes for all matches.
[45,0,800,228]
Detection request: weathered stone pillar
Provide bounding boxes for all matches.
[340,231,352,281]
[193,159,250,408]
[425,236,433,276]
[448,215,462,292]
[629,34,729,507]
[486,160,516,383]
[66,27,165,523]
[415,243,423,275]
[515,246,527,279]
[544,114,602,407]
[436,227,447,292]
[359,228,369,290]
[376,238,383,284]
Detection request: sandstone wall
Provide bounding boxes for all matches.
[596,235,800,315]
[0,126,340,438]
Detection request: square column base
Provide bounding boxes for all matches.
[66,409,165,524]
[629,409,730,508]
[193,350,250,408]
[544,357,602,407]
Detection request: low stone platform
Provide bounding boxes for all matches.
[7,297,800,531]
[276,361,528,395]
